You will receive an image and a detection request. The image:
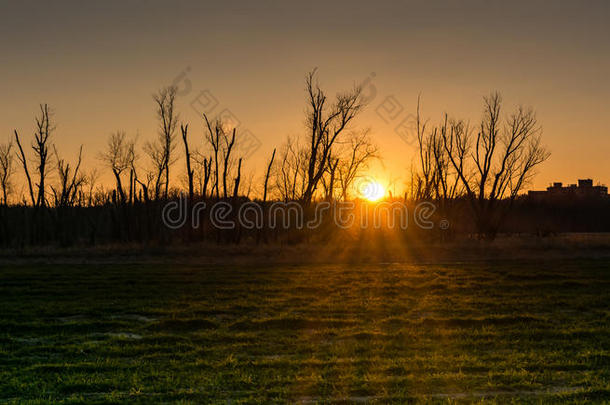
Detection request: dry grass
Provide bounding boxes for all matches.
[2,232,610,266]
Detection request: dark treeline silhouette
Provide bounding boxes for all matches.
[1,69,606,249]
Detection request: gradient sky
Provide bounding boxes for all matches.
[1,0,609,195]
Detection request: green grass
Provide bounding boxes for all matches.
[0,259,609,403]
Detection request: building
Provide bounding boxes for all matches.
[528,179,608,201]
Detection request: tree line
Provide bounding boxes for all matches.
[0,70,554,246]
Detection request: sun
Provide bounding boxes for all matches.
[360,180,385,202]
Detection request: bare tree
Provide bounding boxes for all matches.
[14,130,35,206]
[148,86,178,199]
[51,145,85,207]
[242,170,255,199]
[180,123,194,201]
[119,139,154,204]
[413,112,462,203]
[336,129,379,200]
[0,140,14,205]
[201,115,246,200]
[192,153,211,198]
[442,92,550,238]
[263,148,276,203]
[134,170,154,204]
[321,155,339,201]
[274,136,307,201]
[201,157,212,198]
[413,97,435,200]
[301,70,365,203]
[429,116,463,205]
[256,149,276,245]
[84,168,100,207]
[99,132,134,204]
[222,128,236,198]
[14,105,54,207]
[143,139,165,200]
[232,157,242,199]
[32,104,54,208]
[203,114,221,199]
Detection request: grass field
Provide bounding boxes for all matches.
[1,259,609,403]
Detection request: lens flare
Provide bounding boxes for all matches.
[360,180,385,202]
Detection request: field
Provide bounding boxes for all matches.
[1,259,609,403]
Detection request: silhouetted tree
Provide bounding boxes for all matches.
[274,136,307,201]
[222,128,236,198]
[0,140,14,205]
[52,145,85,207]
[301,69,364,203]
[322,155,339,200]
[84,168,100,207]
[412,97,462,203]
[148,86,178,199]
[413,97,435,200]
[202,157,212,198]
[14,130,35,206]
[232,157,242,199]
[14,105,54,208]
[337,129,379,200]
[203,114,221,199]
[33,105,54,208]
[442,92,550,238]
[99,132,134,204]
[263,148,276,203]
[180,123,194,202]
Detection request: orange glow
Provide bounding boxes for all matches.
[361,180,385,202]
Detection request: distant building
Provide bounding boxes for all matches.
[528,179,608,201]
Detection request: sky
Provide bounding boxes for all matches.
[1,0,609,196]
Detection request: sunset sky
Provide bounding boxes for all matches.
[1,0,609,194]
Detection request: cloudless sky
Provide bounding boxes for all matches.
[1,0,609,194]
